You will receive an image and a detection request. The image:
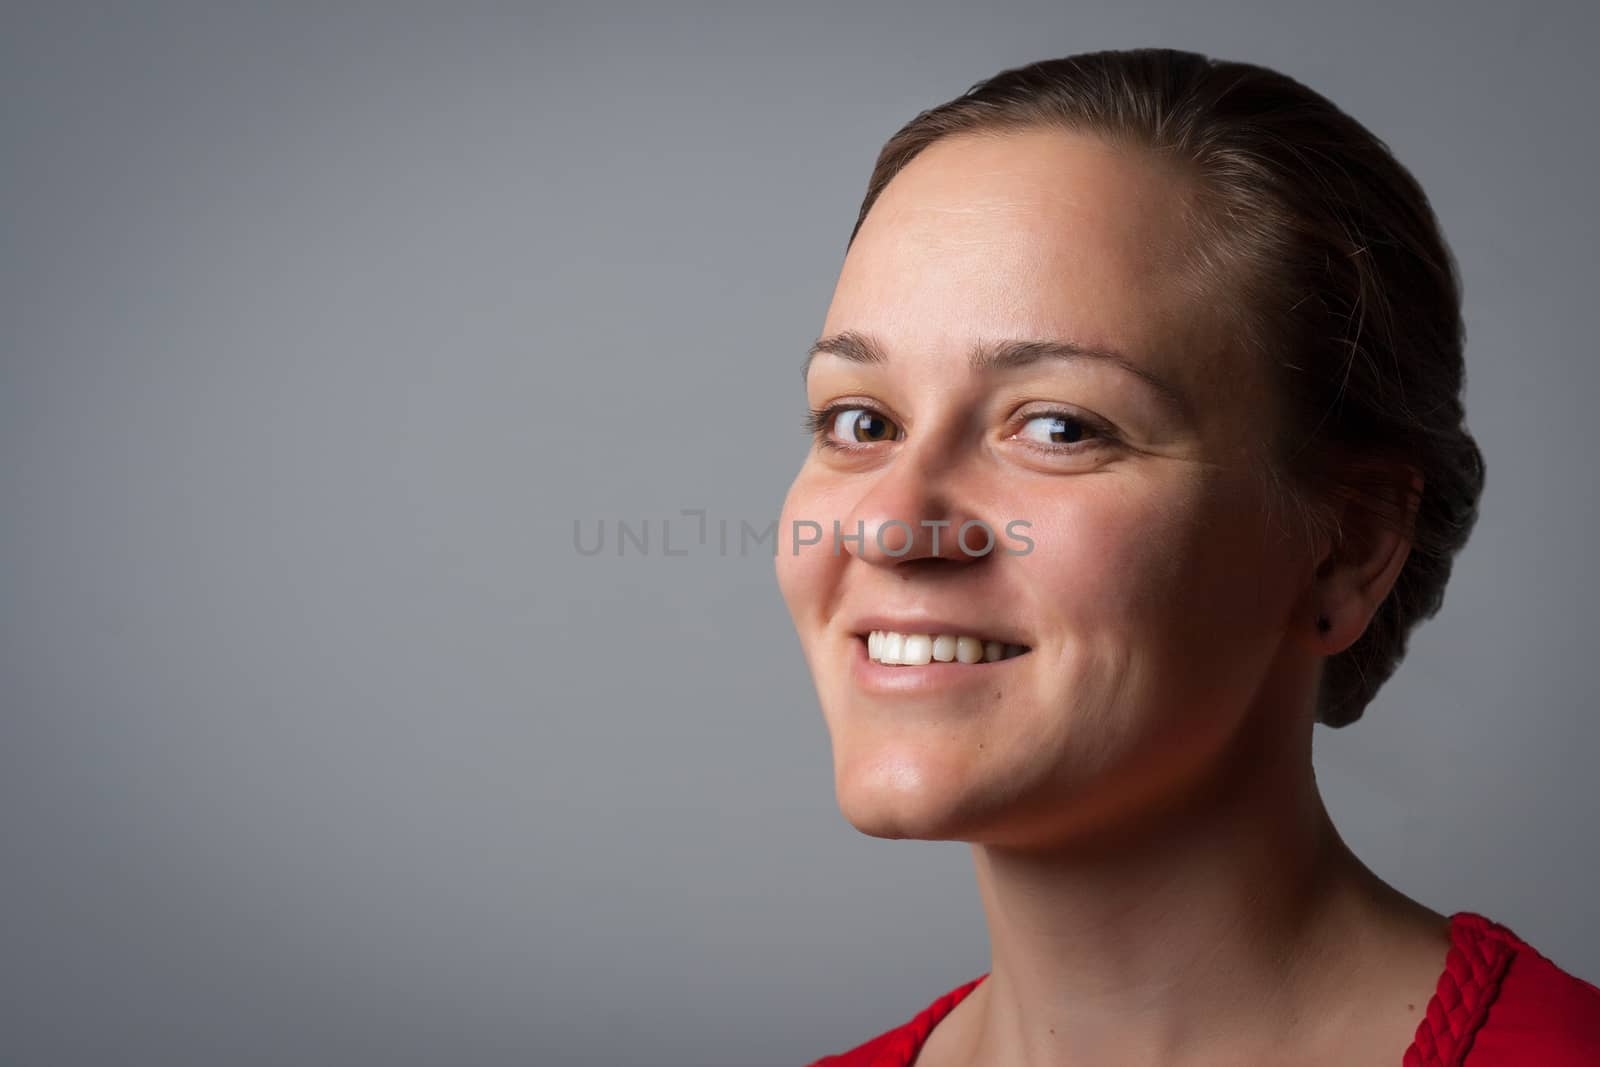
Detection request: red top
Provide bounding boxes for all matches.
[809,912,1600,1066]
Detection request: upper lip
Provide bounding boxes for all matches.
[846,613,1032,648]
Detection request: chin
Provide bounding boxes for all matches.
[837,793,955,841]
[829,742,989,841]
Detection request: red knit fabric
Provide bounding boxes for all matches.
[808,912,1600,1066]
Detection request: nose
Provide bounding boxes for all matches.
[836,452,992,570]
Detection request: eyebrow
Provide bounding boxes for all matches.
[802,329,1190,416]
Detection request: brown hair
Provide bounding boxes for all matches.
[846,48,1485,727]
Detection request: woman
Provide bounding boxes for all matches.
[776,49,1599,1066]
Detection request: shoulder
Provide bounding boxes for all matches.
[808,975,987,1067]
[1453,912,1600,1066]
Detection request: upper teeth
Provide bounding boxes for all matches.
[866,630,1028,665]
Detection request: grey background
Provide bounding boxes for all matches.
[2,2,1594,1064]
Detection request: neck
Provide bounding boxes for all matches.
[955,690,1411,1066]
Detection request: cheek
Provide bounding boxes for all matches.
[1016,480,1198,618]
[1012,467,1275,648]
[983,475,1280,802]
[774,467,845,624]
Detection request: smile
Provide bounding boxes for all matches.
[864,630,1031,665]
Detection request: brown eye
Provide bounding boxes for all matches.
[1017,413,1097,446]
[832,407,898,443]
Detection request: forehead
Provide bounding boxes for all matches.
[825,127,1220,377]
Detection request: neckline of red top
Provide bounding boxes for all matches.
[814,911,1597,1067]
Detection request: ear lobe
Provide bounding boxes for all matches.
[1311,465,1423,655]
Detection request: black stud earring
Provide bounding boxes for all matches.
[1316,614,1332,635]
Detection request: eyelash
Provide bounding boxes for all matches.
[804,402,1116,455]
[804,403,890,452]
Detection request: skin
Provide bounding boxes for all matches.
[775,127,1450,1066]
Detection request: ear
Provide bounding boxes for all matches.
[1299,464,1423,656]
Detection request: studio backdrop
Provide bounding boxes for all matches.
[2,3,1595,1065]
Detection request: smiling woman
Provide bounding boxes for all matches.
[775,48,1600,1067]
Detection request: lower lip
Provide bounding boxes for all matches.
[848,634,1030,694]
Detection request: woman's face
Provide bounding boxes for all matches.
[776,128,1317,849]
